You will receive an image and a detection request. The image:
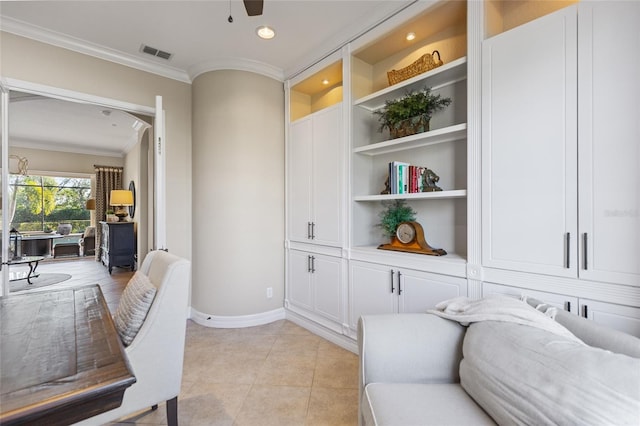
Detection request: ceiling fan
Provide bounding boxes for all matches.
[243,0,264,16]
[228,0,263,23]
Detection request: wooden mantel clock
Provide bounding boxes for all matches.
[378,221,447,256]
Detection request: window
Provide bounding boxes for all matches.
[9,174,92,233]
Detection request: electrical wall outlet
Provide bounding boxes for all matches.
[266,287,273,299]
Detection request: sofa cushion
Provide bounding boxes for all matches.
[460,321,640,425]
[524,297,640,358]
[362,383,496,426]
[114,272,157,346]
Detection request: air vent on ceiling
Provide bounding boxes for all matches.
[140,44,173,60]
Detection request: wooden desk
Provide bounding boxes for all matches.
[0,285,136,425]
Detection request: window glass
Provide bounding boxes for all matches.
[9,175,91,233]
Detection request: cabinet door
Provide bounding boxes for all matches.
[398,269,467,313]
[288,250,313,310]
[578,1,640,287]
[313,254,342,323]
[311,105,343,246]
[580,299,640,339]
[349,261,396,330]
[482,6,578,277]
[288,118,313,243]
[483,282,578,314]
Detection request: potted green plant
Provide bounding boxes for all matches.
[374,87,452,139]
[378,199,417,240]
[105,209,118,223]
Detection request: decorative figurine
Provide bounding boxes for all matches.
[422,168,443,192]
[381,175,391,195]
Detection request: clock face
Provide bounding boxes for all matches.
[396,223,416,244]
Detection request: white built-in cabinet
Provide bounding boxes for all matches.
[349,260,466,337]
[483,282,640,338]
[577,1,640,287]
[288,104,343,247]
[284,0,640,345]
[288,249,343,332]
[482,2,639,288]
[482,6,578,278]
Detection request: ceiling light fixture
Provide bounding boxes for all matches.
[406,32,416,41]
[256,26,276,40]
[322,79,330,85]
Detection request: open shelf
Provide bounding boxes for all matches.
[354,57,467,111]
[354,123,467,156]
[354,189,467,202]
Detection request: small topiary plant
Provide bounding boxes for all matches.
[378,199,416,239]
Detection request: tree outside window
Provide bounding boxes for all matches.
[9,175,91,233]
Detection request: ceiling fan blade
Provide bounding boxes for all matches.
[243,0,263,16]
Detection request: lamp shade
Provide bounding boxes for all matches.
[110,190,134,206]
[85,198,96,210]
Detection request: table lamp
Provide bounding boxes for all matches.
[110,190,134,221]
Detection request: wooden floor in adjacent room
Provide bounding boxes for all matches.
[9,256,134,313]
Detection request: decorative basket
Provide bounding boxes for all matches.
[387,51,444,86]
[390,115,430,139]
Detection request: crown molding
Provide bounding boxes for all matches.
[10,137,126,158]
[189,57,284,82]
[1,16,192,84]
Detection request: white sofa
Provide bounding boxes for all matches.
[75,250,191,426]
[358,300,640,426]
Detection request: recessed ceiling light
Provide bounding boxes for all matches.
[256,26,276,40]
[406,32,416,41]
[322,79,330,85]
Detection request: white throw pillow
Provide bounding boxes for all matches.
[114,272,157,346]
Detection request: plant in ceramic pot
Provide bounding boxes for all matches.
[374,87,452,139]
[105,209,118,222]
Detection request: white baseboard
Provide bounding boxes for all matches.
[188,306,358,354]
[189,306,286,328]
[285,310,358,354]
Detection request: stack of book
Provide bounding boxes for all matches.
[387,161,434,194]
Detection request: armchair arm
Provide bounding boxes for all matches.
[358,313,466,390]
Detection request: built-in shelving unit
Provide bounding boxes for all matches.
[353,190,467,202]
[353,57,467,111]
[290,60,343,122]
[353,123,466,156]
[350,19,468,259]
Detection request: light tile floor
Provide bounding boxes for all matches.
[114,320,360,426]
[22,258,360,426]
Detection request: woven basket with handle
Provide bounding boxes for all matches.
[387,51,444,86]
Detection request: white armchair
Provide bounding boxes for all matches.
[75,250,191,426]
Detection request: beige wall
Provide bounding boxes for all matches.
[192,70,284,316]
[0,32,193,261]
[9,146,123,175]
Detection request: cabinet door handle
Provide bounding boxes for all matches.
[311,222,315,240]
[390,269,395,294]
[565,232,571,268]
[583,233,588,270]
[307,255,311,272]
[307,222,312,239]
[565,301,571,312]
[397,271,403,295]
[310,256,315,273]
[583,304,589,318]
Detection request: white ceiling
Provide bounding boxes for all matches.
[9,93,151,157]
[1,0,414,156]
[1,0,414,81]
